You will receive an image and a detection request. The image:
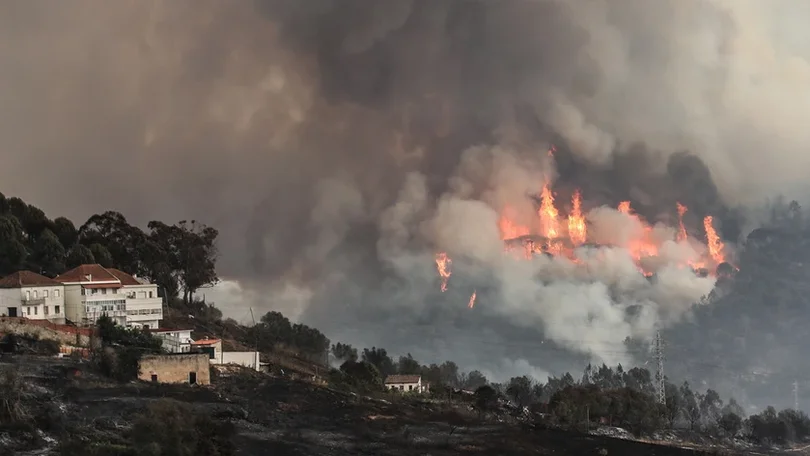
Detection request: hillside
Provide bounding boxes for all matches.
[0,354,770,456]
[664,199,810,409]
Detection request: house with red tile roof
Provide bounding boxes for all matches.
[55,264,162,328]
[0,271,66,324]
[106,268,162,329]
[190,337,222,360]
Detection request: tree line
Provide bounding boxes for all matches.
[0,193,218,303]
[666,197,810,409]
[328,342,810,444]
[164,291,810,447]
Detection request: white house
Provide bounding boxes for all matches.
[0,271,66,324]
[107,268,162,329]
[213,351,261,371]
[149,328,193,353]
[188,336,260,371]
[55,264,162,328]
[384,374,429,393]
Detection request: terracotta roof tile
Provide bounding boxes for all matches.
[55,264,120,284]
[106,268,142,286]
[191,338,221,346]
[384,375,421,384]
[0,271,63,288]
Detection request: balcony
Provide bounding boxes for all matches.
[82,295,126,304]
[22,298,46,306]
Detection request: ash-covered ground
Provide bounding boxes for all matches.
[1,355,797,456]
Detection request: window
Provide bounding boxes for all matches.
[81,288,85,296]
[44,306,49,316]
[149,291,153,298]
[43,290,49,298]
[33,306,37,315]
[54,289,60,297]
[101,288,107,295]
[111,288,116,294]
[26,307,31,316]
[55,306,60,314]
[409,385,413,391]
[189,372,197,385]
[151,374,158,382]
[25,291,30,300]
[33,290,37,298]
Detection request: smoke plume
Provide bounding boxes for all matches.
[1,0,808,380]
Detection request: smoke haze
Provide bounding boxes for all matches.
[1,0,808,381]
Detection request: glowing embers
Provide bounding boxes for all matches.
[434,252,451,292]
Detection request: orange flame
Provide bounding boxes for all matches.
[490,187,726,278]
[568,189,586,246]
[435,252,452,292]
[616,201,659,275]
[498,205,530,240]
[704,216,724,264]
[540,184,560,239]
[676,202,688,242]
[468,290,477,309]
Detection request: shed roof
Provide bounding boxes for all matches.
[384,375,421,384]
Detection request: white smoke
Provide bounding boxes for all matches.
[377,146,717,370]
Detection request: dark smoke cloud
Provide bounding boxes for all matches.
[1,0,808,381]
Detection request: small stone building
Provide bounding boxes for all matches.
[384,374,429,393]
[138,353,211,385]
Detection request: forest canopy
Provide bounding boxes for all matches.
[0,192,218,303]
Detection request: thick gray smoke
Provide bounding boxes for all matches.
[1,0,808,380]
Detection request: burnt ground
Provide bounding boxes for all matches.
[0,355,794,456]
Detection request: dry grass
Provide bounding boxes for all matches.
[0,366,29,425]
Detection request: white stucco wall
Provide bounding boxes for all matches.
[123,284,162,328]
[0,285,65,322]
[213,351,261,371]
[153,330,193,353]
[62,284,83,324]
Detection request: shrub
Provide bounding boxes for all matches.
[129,399,235,456]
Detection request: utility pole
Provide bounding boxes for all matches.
[794,381,799,411]
[654,329,666,405]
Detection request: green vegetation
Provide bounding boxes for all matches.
[94,315,163,381]
[0,193,219,305]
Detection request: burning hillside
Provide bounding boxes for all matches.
[433,148,732,299]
